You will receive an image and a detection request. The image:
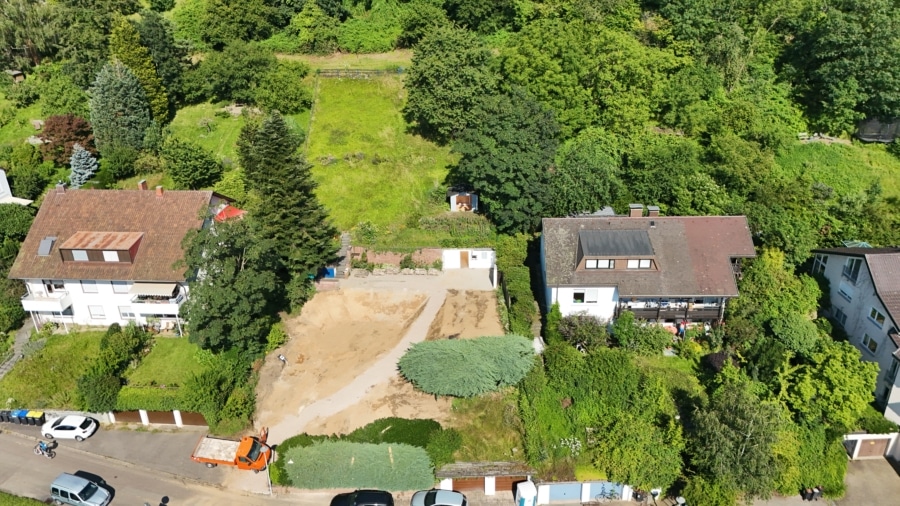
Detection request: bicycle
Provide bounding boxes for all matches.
[594,487,620,504]
[34,441,56,459]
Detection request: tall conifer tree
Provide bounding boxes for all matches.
[237,112,337,307]
[89,61,151,153]
[69,143,98,188]
[109,15,169,121]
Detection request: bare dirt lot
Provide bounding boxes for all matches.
[254,277,505,438]
[426,289,504,340]
[255,289,427,429]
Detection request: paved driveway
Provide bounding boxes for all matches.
[754,458,900,506]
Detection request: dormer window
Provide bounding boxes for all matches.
[586,259,614,269]
[627,259,652,269]
[58,231,143,264]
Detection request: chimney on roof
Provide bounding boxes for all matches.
[629,203,643,218]
[138,180,148,191]
[647,205,660,217]
[55,182,66,194]
[155,185,164,197]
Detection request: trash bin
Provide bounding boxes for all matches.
[10,409,27,424]
[515,480,537,506]
[0,410,9,423]
[26,410,45,426]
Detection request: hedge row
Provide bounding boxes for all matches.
[283,441,435,491]
[115,386,182,411]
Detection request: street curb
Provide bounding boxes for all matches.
[1,428,225,490]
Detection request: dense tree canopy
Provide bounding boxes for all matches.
[89,61,151,153]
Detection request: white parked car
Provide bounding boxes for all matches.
[42,415,98,441]
[410,490,467,506]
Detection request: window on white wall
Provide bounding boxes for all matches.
[584,289,598,304]
[812,254,828,274]
[119,306,135,319]
[889,361,899,383]
[88,305,105,319]
[838,280,854,301]
[111,281,129,293]
[870,308,886,328]
[833,307,847,327]
[81,280,98,293]
[862,334,878,353]
[573,291,585,303]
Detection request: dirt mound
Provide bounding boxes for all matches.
[255,289,427,428]
[426,289,505,340]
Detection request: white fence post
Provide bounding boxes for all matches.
[173,410,183,428]
[484,476,495,495]
[138,409,149,426]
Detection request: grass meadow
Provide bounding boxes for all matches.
[125,337,207,387]
[305,75,457,235]
[776,141,900,199]
[0,331,104,409]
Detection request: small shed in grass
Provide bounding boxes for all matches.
[4,70,24,83]
[448,188,478,212]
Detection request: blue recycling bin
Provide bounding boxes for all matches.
[10,409,27,424]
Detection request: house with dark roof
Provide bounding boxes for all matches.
[7,182,234,331]
[541,205,756,324]
[811,246,900,423]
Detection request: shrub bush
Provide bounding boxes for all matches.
[398,335,535,397]
[425,428,462,468]
[682,475,737,506]
[856,403,899,434]
[116,385,181,411]
[283,441,435,490]
[347,417,441,447]
[558,312,608,349]
[77,370,122,412]
[265,322,288,353]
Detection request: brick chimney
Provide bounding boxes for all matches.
[628,203,643,218]
[55,182,66,194]
[647,205,660,217]
[138,179,148,191]
[155,185,164,197]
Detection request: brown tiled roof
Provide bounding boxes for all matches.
[811,247,900,257]
[542,216,756,297]
[8,189,216,282]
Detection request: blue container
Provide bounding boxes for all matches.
[11,409,27,424]
[325,267,336,278]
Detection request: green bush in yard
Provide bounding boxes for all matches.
[425,428,462,468]
[283,441,435,490]
[116,385,181,411]
[346,417,440,447]
[398,335,535,397]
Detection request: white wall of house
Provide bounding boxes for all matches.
[816,253,900,422]
[442,248,495,269]
[22,278,187,327]
[549,286,618,321]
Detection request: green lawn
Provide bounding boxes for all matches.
[306,75,456,231]
[0,331,104,410]
[0,94,43,146]
[776,141,900,199]
[0,491,44,505]
[449,389,525,462]
[125,337,206,388]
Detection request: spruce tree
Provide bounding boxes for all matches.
[109,15,169,121]
[237,112,337,307]
[90,61,151,153]
[69,143,98,188]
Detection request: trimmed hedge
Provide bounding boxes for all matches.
[115,385,182,411]
[283,441,435,490]
[346,417,440,447]
[398,335,535,397]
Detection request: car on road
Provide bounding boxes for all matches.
[331,489,394,506]
[410,489,467,506]
[50,472,111,506]
[42,415,98,441]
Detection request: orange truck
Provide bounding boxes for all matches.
[191,427,272,472]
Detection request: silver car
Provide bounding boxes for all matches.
[410,490,467,506]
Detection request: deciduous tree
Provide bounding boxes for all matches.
[181,218,283,354]
[451,87,559,234]
[546,127,623,217]
[403,26,499,144]
[199,41,276,104]
[161,138,222,190]
[39,114,96,165]
[254,61,312,114]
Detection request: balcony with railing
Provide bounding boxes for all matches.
[21,290,73,313]
[130,291,186,316]
[616,299,724,321]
